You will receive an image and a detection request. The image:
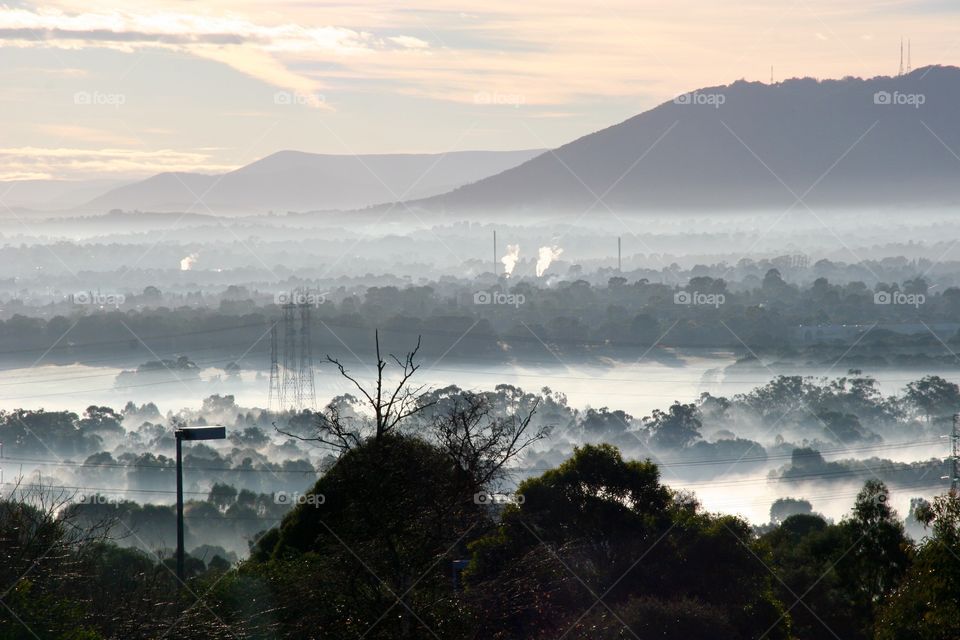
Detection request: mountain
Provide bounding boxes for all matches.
[412,66,960,213]
[0,179,125,212]
[85,149,543,213]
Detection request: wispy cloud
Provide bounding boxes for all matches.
[4,1,950,108]
[1,0,959,178]
[0,7,426,99]
[34,124,140,146]
[0,146,236,180]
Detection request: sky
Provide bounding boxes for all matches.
[1,0,959,181]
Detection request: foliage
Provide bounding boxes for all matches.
[464,444,788,640]
[875,490,960,640]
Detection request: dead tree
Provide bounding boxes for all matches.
[278,331,433,452]
[432,392,547,488]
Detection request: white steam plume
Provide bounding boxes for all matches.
[536,246,563,277]
[501,244,519,277]
[180,253,199,271]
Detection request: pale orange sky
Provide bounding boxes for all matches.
[0,0,956,179]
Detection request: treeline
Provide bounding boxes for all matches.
[2,437,958,639]
[0,401,320,499]
[3,340,960,639]
[64,481,293,558]
[526,371,960,485]
[3,371,958,503]
[5,270,960,365]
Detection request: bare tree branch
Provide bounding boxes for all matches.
[433,392,547,489]
[277,331,433,452]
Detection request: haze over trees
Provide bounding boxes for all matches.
[3,50,960,640]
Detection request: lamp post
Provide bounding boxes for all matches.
[175,426,226,585]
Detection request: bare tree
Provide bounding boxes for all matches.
[279,331,434,452]
[432,391,547,488]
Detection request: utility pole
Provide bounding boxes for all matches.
[175,431,184,583]
[175,426,226,587]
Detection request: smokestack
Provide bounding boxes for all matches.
[618,236,622,272]
[493,230,497,277]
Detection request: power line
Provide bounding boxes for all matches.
[2,439,941,476]
[6,474,946,504]
[0,352,946,400]
[9,310,957,363]
[681,464,948,488]
[0,335,277,383]
[947,414,959,491]
[1,481,209,496]
[0,455,319,474]
[0,321,270,358]
[515,438,943,471]
[0,349,262,389]
[508,463,947,489]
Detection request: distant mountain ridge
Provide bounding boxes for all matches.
[85,149,543,214]
[0,179,125,212]
[409,65,960,213]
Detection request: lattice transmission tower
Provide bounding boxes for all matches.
[268,294,317,411]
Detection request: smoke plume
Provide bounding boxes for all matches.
[501,244,520,277]
[536,246,563,277]
[180,253,199,271]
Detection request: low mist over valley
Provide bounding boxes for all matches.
[5,3,960,636]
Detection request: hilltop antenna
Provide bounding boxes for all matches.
[770,65,774,84]
[899,37,904,76]
[907,39,912,73]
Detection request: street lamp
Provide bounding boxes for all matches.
[175,426,226,585]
